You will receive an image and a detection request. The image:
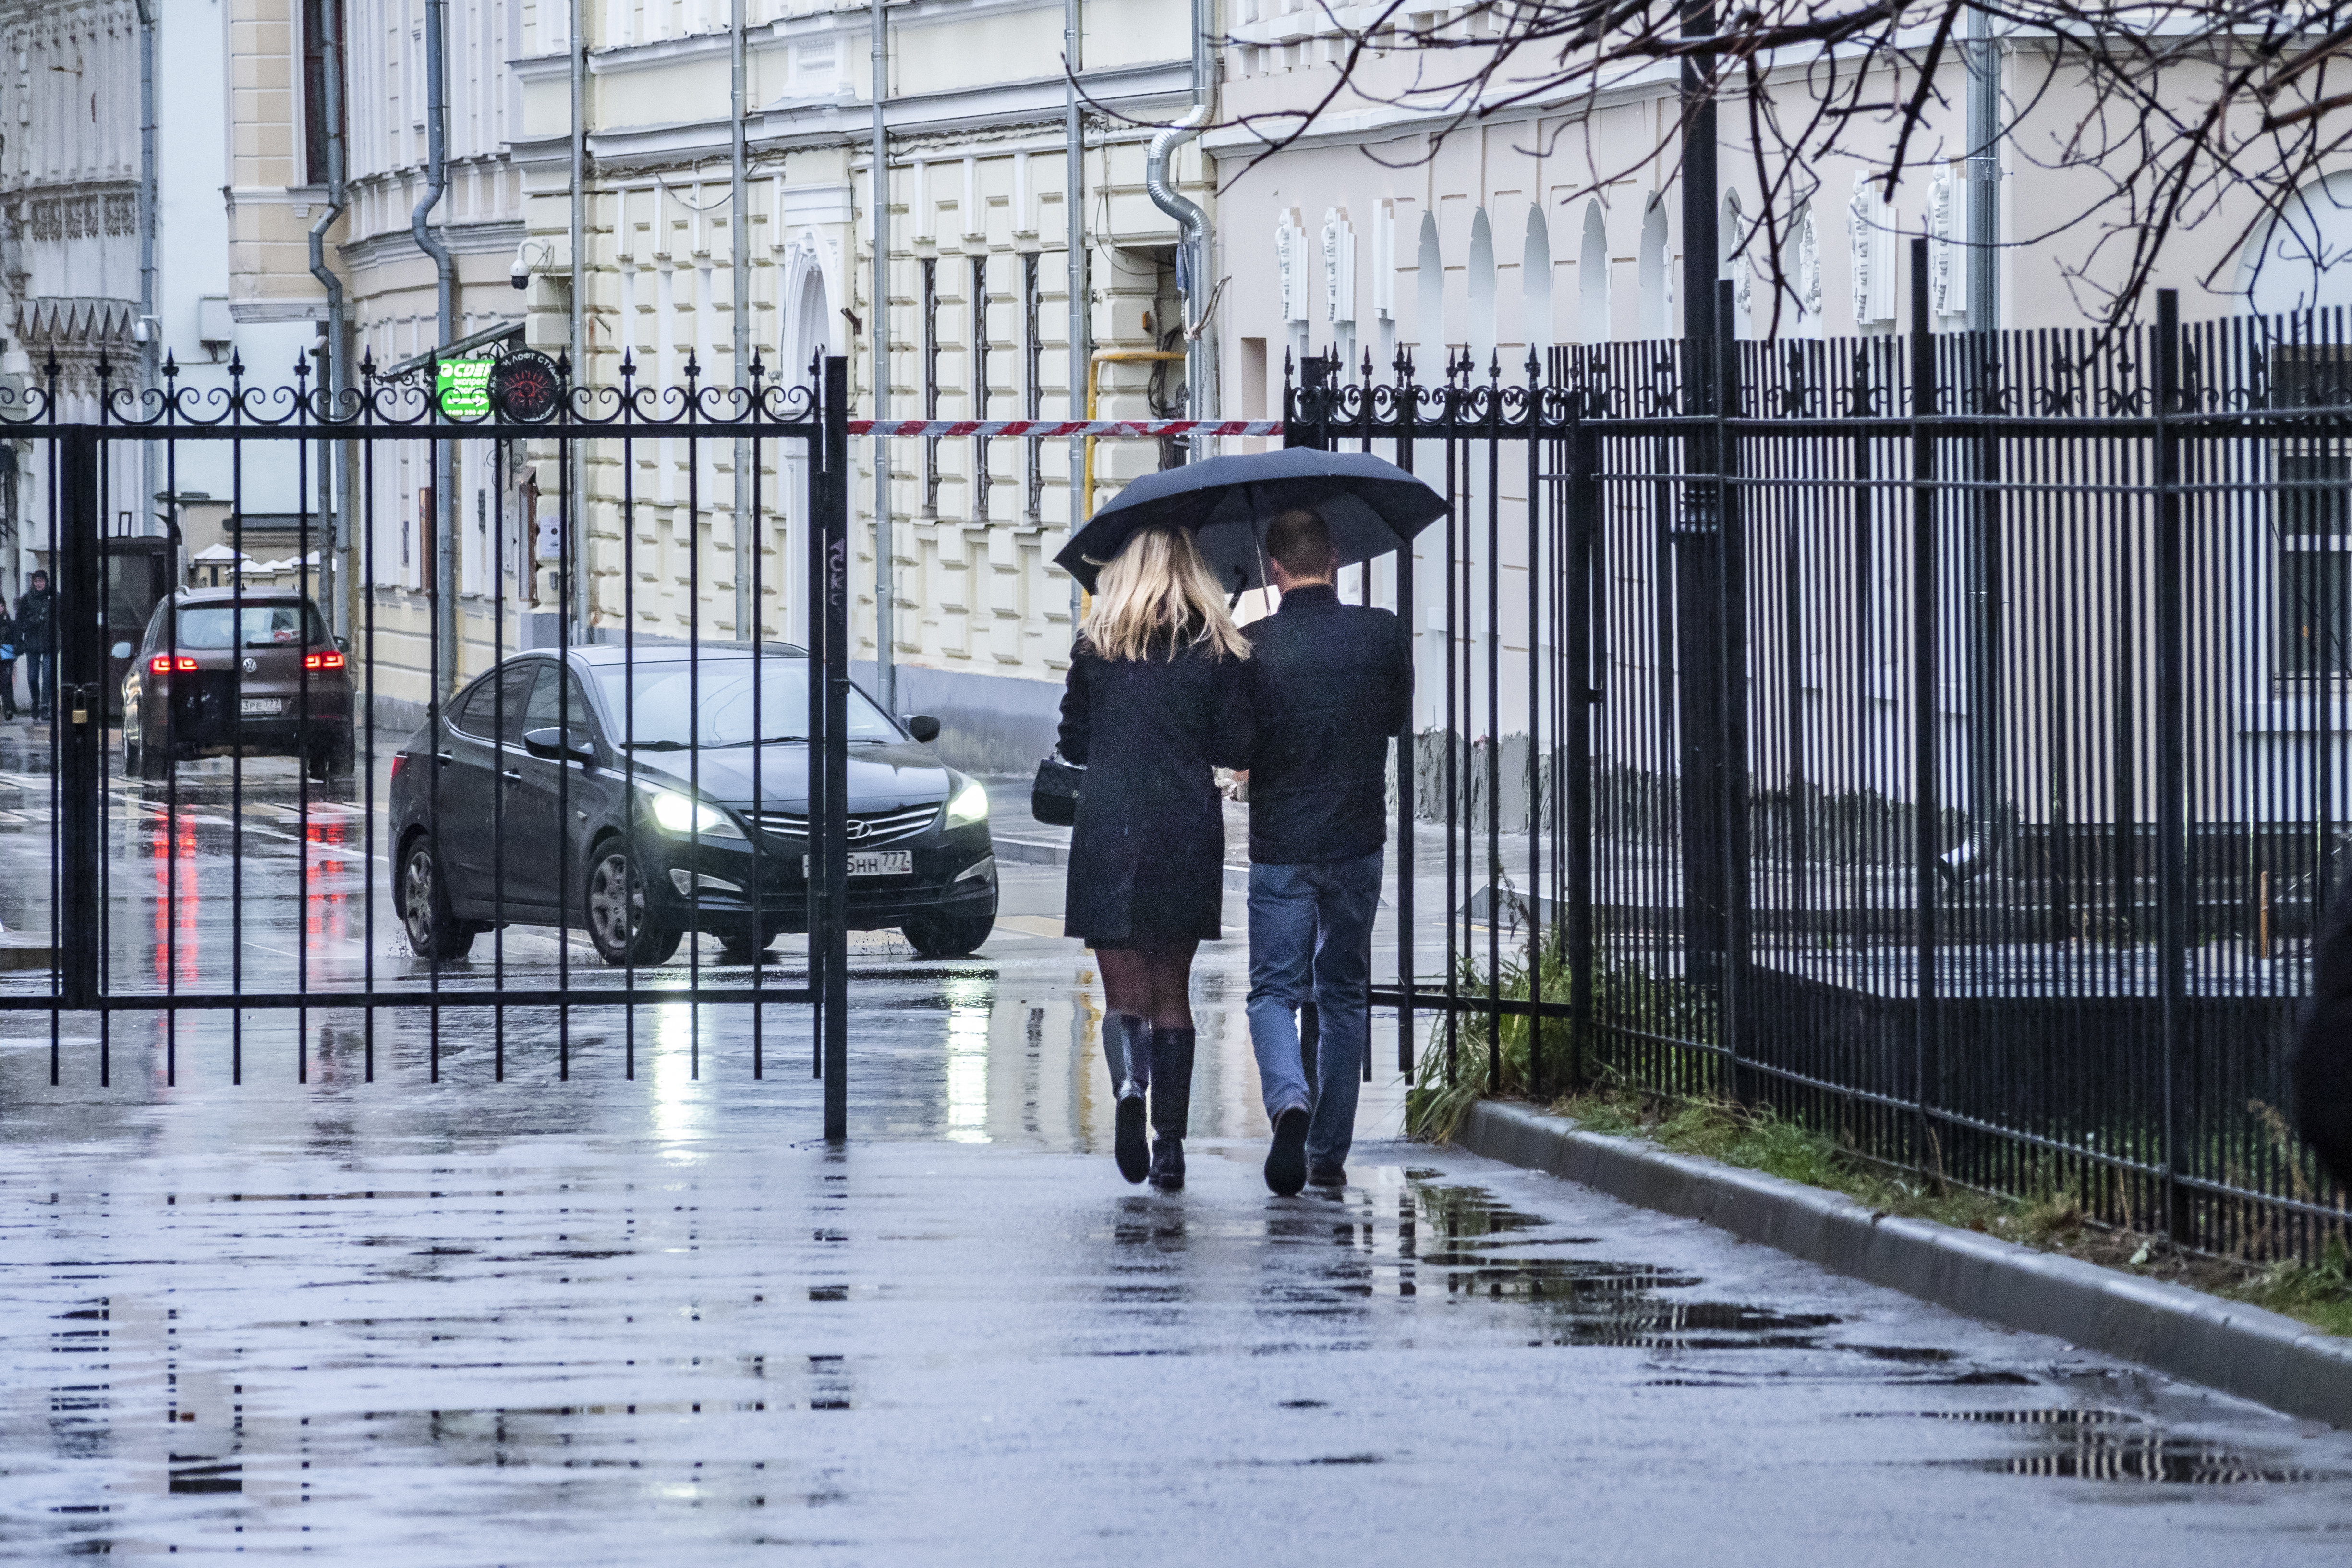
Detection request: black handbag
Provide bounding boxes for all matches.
[1031,751,1084,826]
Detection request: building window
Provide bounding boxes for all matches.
[2279,449,2352,677]
[973,254,992,523]
[1024,251,1043,523]
[922,257,940,517]
[301,0,346,188]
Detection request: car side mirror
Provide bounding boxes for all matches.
[523,726,597,767]
[904,714,941,744]
[109,641,132,660]
[335,634,349,653]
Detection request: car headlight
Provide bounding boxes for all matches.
[944,777,989,828]
[648,789,745,839]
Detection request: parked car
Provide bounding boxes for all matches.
[387,644,998,965]
[121,588,355,781]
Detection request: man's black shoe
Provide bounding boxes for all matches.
[1306,1164,1346,1189]
[1265,1108,1310,1195]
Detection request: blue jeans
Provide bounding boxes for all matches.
[1247,849,1382,1171]
[23,651,51,718]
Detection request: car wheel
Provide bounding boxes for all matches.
[902,903,996,960]
[717,926,776,965]
[131,732,170,780]
[585,840,683,967]
[400,836,476,961]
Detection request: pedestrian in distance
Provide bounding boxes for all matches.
[1242,506,1412,1197]
[1058,523,1255,1191]
[0,599,17,721]
[15,569,53,722]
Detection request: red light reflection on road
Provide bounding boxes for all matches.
[150,811,200,986]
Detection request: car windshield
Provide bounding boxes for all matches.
[590,659,900,747]
[173,603,328,650]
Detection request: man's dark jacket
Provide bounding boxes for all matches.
[14,584,52,654]
[1244,583,1412,865]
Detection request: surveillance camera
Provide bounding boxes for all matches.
[510,257,530,291]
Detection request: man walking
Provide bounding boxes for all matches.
[1244,507,1412,1196]
[15,569,53,721]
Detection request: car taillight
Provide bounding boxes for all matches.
[149,655,196,673]
[304,651,345,670]
[389,754,407,784]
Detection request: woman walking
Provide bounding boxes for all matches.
[1059,525,1254,1190]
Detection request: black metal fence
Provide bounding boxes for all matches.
[4,349,859,1135]
[1297,238,2352,1261]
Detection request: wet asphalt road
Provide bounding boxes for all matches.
[2,736,2352,1560]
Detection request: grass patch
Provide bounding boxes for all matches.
[1437,1078,2352,1339]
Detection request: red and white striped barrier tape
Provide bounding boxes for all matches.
[846,418,1283,438]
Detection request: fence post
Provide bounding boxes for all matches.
[822,354,851,1140]
[56,427,103,1011]
[1285,352,1331,451]
[1673,293,1730,1001]
[1908,236,1942,1176]
[1716,278,1750,1105]
[2154,289,2189,1244]
[1393,350,1418,1076]
[1565,412,1599,1094]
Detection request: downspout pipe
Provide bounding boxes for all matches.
[570,0,588,638]
[1942,3,2006,884]
[872,0,893,710]
[732,0,752,643]
[1142,0,1214,447]
[135,0,158,535]
[307,0,348,632]
[413,0,457,694]
[1064,0,1085,630]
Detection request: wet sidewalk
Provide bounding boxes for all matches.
[6,888,2352,1564]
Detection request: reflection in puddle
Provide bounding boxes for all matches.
[944,974,993,1143]
[1861,1409,2346,1485]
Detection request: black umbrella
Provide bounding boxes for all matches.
[1054,448,1447,595]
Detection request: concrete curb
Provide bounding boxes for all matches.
[1456,1099,2352,1427]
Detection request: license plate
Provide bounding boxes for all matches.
[802,850,913,879]
[239,697,285,717]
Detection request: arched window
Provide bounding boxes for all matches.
[1637,195,1670,339]
[2241,172,2352,316]
[1578,201,1610,343]
[1415,211,1444,360]
[1722,191,1752,338]
[1522,205,1553,356]
[1784,203,1824,338]
[1467,208,1496,370]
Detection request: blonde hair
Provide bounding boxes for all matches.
[1082,525,1251,664]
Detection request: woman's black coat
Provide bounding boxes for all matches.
[1057,635,1253,945]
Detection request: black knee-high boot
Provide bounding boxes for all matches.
[1147,1026,1194,1190]
[1106,1013,1150,1184]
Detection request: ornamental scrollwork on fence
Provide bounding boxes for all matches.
[5,342,824,430]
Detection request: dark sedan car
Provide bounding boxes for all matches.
[121,588,355,781]
[388,644,998,965]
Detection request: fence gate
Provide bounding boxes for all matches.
[10,351,858,1136]
[1295,249,2352,1265]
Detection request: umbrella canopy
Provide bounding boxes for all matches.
[1055,448,1446,595]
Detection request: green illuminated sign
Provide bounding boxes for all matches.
[436,357,494,419]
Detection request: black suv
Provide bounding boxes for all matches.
[388,645,998,964]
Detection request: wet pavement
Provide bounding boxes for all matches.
[3,730,2352,1560]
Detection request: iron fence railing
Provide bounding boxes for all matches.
[1293,239,2352,1262]
[2,348,859,1135]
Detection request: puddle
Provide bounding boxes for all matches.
[1971,1429,2336,1484]
[1866,1409,2343,1485]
